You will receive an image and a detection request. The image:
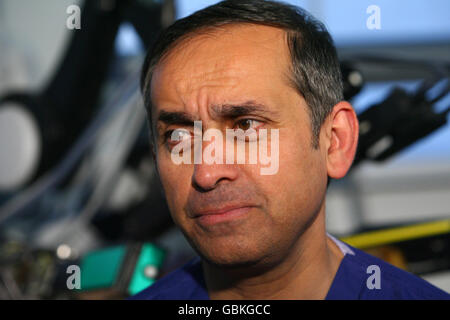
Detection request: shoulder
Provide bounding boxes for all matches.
[129,257,208,300]
[330,242,449,300]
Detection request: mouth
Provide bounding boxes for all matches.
[192,205,256,226]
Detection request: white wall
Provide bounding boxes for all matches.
[0,0,81,94]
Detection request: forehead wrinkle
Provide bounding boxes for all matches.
[171,64,243,123]
[174,70,241,97]
[161,27,285,86]
[170,80,241,125]
[151,24,294,127]
[155,24,289,94]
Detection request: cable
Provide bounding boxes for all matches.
[0,60,142,225]
[37,91,147,248]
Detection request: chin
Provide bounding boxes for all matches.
[202,251,260,269]
[191,236,274,270]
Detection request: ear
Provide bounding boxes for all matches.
[325,101,359,180]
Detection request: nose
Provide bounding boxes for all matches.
[192,162,240,192]
[192,134,240,192]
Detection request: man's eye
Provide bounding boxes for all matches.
[164,128,192,144]
[234,119,263,131]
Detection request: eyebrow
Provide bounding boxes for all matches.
[155,100,277,131]
[210,101,277,119]
[157,110,197,126]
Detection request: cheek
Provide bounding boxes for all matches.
[156,153,192,216]
[277,126,312,178]
[260,127,324,219]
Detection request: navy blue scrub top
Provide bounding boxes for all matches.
[131,236,449,300]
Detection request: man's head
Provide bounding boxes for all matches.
[141,0,359,269]
[142,0,344,148]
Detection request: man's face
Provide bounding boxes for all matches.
[150,24,329,267]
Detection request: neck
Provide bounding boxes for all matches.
[202,204,344,300]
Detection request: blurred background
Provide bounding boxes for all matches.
[0,0,448,299]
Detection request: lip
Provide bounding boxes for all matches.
[192,205,255,226]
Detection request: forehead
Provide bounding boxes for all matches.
[150,24,292,112]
